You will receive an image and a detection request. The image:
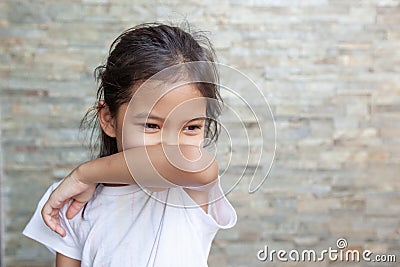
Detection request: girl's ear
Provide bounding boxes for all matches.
[98,101,117,138]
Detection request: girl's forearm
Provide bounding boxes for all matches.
[77,144,218,188]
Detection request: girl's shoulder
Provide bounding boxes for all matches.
[164,180,238,232]
[22,180,85,260]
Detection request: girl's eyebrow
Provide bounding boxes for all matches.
[133,112,206,123]
[133,111,163,121]
[186,116,206,123]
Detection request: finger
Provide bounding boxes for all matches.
[41,203,58,230]
[66,200,86,219]
[41,199,68,235]
[41,205,67,237]
[55,224,66,237]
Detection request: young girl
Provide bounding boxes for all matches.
[23,23,237,267]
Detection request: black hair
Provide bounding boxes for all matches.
[81,22,223,159]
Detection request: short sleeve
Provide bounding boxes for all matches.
[204,178,237,230]
[22,181,82,260]
[182,177,237,233]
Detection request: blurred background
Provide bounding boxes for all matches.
[1,0,400,266]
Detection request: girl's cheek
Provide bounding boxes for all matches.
[143,135,162,146]
[124,134,161,148]
[178,133,204,147]
[121,126,149,148]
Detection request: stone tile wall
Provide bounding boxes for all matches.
[1,0,399,266]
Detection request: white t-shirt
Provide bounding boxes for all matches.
[23,178,237,267]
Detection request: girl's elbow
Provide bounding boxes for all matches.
[178,145,219,185]
[196,158,219,185]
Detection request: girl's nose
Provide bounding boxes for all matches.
[161,129,180,146]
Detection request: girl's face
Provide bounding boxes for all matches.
[114,84,207,151]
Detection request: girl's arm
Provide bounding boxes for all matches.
[79,144,218,187]
[56,253,81,267]
[42,144,218,237]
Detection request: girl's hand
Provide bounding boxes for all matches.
[41,166,96,237]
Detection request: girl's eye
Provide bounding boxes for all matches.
[144,123,160,130]
[183,125,202,132]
